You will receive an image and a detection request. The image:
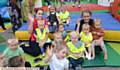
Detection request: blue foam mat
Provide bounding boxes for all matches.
[0,7,10,18]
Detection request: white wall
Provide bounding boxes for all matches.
[35,0,42,8]
[98,0,114,6]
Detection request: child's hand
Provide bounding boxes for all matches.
[93,31,97,34]
[85,42,89,45]
[97,32,100,35]
[47,46,53,58]
[39,42,44,48]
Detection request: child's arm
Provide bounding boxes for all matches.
[0,54,5,59]
[44,46,53,63]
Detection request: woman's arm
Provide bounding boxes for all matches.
[28,13,34,34]
[76,19,81,32]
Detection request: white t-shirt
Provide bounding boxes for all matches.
[49,54,69,70]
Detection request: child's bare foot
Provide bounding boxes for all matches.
[104,54,108,60]
[91,56,95,60]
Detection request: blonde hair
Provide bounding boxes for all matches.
[94,18,101,25]
[55,41,68,52]
[70,31,79,37]
[82,24,90,31]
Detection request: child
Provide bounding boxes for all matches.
[67,31,85,70]
[47,6,59,33]
[76,10,94,33]
[91,19,107,60]
[57,7,70,25]
[44,42,69,70]
[80,24,93,60]
[8,56,24,67]
[34,21,51,56]
[73,0,81,8]
[8,56,31,67]
[58,24,70,42]
[0,38,24,66]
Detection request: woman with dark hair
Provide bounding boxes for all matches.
[21,8,49,57]
[75,10,94,33]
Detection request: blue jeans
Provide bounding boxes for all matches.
[68,57,84,69]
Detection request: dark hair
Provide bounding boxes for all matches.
[34,8,44,14]
[81,10,92,17]
[8,56,24,67]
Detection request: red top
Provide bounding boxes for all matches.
[30,18,48,41]
[91,27,104,40]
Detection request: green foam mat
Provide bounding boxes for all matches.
[82,53,105,67]
[0,43,7,53]
[82,42,120,67]
[0,35,6,43]
[105,42,120,66]
[107,42,120,55]
[24,53,48,67]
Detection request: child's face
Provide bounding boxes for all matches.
[94,22,101,29]
[59,25,64,32]
[70,33,78,42]
[50,7,55,12]
[83,12,91,23]
[83,27,90,33]
[9,43,18,50]
[61,7,66,13]
[58,48,67,59]
[55,33,63,42]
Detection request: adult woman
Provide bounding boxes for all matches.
[21,8,48,57]
[75,10,94,33]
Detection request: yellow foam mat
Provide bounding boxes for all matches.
[0,23,12,32]
[104,30,120,42]
[15,30,120,42]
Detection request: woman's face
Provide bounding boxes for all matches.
[36,10,43,19]
[83,12,91,23]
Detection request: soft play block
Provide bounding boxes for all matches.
[15,13,120,41]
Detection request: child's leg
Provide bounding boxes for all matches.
[84,47,89,58]
[67,57,77,69]
[91,41,96,59]
[88,46,92,60]
[99,40,108,60]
